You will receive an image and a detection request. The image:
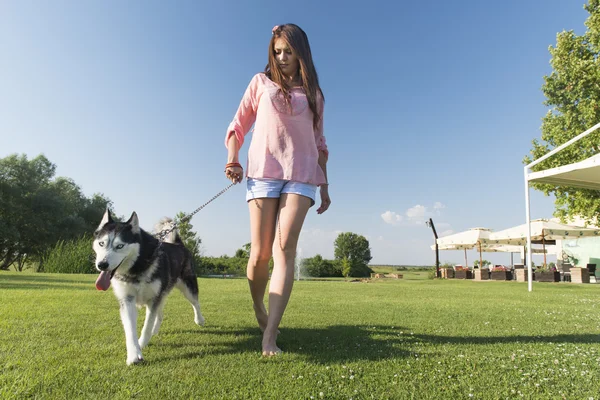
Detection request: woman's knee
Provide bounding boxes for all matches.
[248,248,272,266]
[274,237,299,258]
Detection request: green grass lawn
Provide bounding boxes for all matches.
[1,272,600,399]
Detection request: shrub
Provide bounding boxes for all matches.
[41,234,95,274]
[302,255,342,277]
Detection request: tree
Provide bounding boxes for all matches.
[333,232,373,277]
[235,243,251,259]
[0,153,111,270]
[526,1,600,225]
[473,259,491,268]
[174,212,203,263]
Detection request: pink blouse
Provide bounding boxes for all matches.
[226,73,328,186]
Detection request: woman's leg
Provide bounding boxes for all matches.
[263,193,312,355]
[247,198,279,331]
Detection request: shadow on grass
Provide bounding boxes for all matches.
[0,273,94,285]
[0,281,93,291]
[152,324,600,364]
[0,274,95,290]
[154,324,412,363]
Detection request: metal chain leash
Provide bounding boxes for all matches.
[155,182,236,242]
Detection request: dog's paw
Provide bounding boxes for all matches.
[195,315,205,326]
[126,354,144,366]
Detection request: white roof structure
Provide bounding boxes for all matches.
[524,121,600,291]
[528,153,600,191]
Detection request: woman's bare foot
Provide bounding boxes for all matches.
[262,331,282,356]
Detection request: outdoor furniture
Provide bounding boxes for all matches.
[473,268,489,281]
[570,267,590,284]
[560,262,572,282]
[587,263,597,283]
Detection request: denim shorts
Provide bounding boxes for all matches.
[246,178,317,206]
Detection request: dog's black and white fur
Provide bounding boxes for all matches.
[93,209,204,365]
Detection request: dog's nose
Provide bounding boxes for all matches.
[97,261,109,271]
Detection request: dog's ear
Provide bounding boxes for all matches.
[97,208,113,231]
[126,212,140,234]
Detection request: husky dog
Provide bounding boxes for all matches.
[93,209,205,365]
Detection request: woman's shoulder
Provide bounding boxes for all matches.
[250,72,269,84]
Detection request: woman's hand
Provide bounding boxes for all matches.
[225,163,243,184]
[317,184,331,214]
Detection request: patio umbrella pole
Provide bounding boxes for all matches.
[478,241,483,269]
[542,231,547,267]
[464,249,468,268]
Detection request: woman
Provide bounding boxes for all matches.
[224,24,330,356]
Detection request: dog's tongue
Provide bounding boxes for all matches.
[95,271,111,291]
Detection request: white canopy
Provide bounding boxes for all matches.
[528,153,600,191]
[524,121,600,291]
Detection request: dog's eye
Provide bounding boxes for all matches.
[116,244,124,250]
[99,242,105,247]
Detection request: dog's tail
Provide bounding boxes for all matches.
[154,217,183,244]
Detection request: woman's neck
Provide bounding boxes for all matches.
[284,73,301,87]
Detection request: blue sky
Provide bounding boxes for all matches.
[1,1,590,266]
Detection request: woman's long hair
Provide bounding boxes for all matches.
[265,24,324,129]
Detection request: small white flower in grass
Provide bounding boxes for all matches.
[319,393,324,398]
[469,394,473,398]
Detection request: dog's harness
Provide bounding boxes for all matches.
[154,182,236,243]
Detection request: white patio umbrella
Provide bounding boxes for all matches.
[436,228,492,268]
[431,243,548,267]
[488,219,600,281]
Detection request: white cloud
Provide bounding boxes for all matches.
[433,202,445,210]
[381,211,403,225]
[406,205,427,220]
[382,202,449,227]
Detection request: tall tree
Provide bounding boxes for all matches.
[526,1,600,225]
[333,232,373,277]
[173,211,203,262]
[0,153,111,270]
